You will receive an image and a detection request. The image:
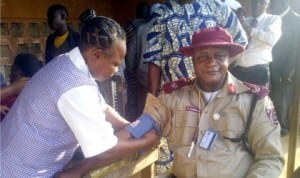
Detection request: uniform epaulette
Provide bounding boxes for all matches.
[162,78,193,94]
[243,82,269,98]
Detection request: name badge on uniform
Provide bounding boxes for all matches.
[199,129,218,150]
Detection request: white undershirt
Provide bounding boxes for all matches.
[202,90,220,105]
[57,47,118,158]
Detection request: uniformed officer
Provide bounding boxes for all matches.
[126,27,284,178]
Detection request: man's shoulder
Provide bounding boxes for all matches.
[227,75,269,98]
[241,82,269,99]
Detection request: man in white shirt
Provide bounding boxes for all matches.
[230,0,281,86]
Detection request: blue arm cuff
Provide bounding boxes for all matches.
[126,113,159,139]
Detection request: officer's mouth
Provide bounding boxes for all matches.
[205,70,220,75]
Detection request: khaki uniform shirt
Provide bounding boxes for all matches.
[144,73,284,178]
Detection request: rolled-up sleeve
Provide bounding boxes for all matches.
[143,93,172,135]
[57,85,118,158]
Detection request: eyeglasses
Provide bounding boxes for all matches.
[193,53,228,63]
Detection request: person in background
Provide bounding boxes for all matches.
[235,6,247,23]
[0,53,43,120]
[230,0,281,86]
[143,0,248,97]
[126,27,284,177]
[124,1,150,46]
[269,0,300,135]
[122,2,150,119]
[124,3,165,121]
[45,4,80,63]
[1,13,159,177]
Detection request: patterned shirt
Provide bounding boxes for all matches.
[143,0,247,84]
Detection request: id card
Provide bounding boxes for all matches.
[199,129,218,150]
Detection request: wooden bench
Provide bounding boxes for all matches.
[85,148,159,178]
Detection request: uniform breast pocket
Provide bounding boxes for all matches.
[173,110,198,145]
[213,112,244,152]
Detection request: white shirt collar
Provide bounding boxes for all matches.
[67,47,94,80]
[201,90,220,104]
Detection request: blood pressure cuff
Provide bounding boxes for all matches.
[126,113,160,139]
